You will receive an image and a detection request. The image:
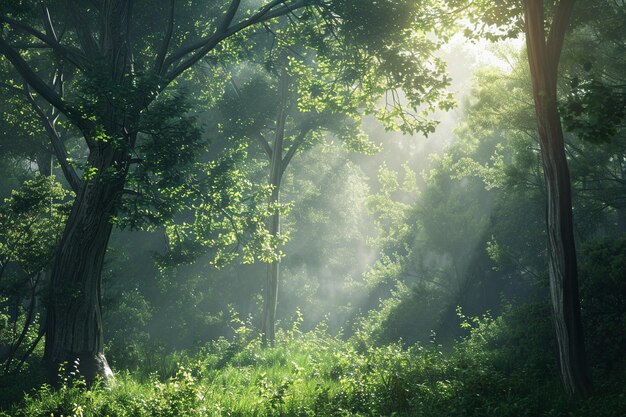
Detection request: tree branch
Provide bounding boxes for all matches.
[65,1,100,61]
[281,126,311,176]
[256,133,273,159]
[270,70,289,184]
[164,0,311,82]
[154,0,176,74]
[0,34,93,134]
[218,0,242,33]
[3,273,40,374]
[24,83,84,193]
[13,330,44,374]
[122,189,143,197]
[226,73,274,159]
[0,12,88,69]
[546,0,576,81]
[40,4,58,41]
[164,0,284,67]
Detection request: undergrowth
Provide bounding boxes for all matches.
[1,303,624,417]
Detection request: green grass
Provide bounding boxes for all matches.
[2,307,625,417]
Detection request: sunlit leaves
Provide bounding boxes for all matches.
[154,146,284,270]
[444,0,524,42]
[306,0,457,135]
[366,163,419,255]
[0,175,72,278]
[115,91,206,229]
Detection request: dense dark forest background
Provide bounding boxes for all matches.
[0,0,625,416]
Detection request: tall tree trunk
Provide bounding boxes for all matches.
[43,147,126,384]
[524,0,591,397]
[262,71,288,347]
[262,185,281,347]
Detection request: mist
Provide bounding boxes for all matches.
[93,36,526,354]
[1,1,624,414]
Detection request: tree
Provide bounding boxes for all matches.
[184,0,456,346]
[1,0,458,380]
[217,54,373,345]
[522,0,591,397]
[0,0,325,382]
[0,51,80,185]
[222,37,452,345]
[455,0,592,395]
[224,65,378,346]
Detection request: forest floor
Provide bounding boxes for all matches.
[2,307,624,417]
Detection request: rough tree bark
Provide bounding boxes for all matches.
[523,0,591,397]
[41,0,134,383]
[43,144,130,382]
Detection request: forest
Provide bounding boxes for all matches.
[0,0,625,416]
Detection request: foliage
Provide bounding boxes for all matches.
[0,175,72,277]
[0,175,72,377]
[358,20,626,350]
[155,146,278,268]
[3,296,625,416]
[579,237,626,378]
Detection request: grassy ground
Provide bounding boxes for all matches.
[2,308,624,417]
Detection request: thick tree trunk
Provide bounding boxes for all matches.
[43,148,125,384]
[524,0,591,397]
[41,1,135,381]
